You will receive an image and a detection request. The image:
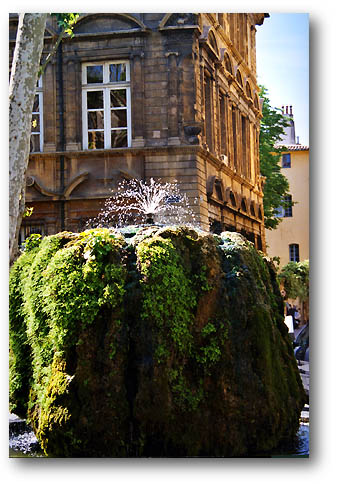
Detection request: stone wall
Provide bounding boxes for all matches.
[9,13,266,246]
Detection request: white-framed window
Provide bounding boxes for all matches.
[82,60,131,149]
[30,76,43,152]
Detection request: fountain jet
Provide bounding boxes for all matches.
[88,178,197,229]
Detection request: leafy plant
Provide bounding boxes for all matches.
[259,86,292,230]
[278,259,309,302]
[52,13,79,37]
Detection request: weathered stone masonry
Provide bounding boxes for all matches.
[9,13,267,250]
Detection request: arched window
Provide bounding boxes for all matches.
[224,53,232,74]
[208,30,218,54]
[246,82,252,100]
[230,191,237,207]
[289,244,300,262]
[215,179,224,201]
[236,69,243,88]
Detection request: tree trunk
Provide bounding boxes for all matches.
[9,13,47,264]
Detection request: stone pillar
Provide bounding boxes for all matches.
[43,61,57,152]
[131,53,145,147]
[65,59,81,151]
[214,69,221,157]
[236,106,242,176]
[210,71,216,154]
[166,52,180,145]
[200,58,207,148]
[225,92,230,164]
[255,126,260,185]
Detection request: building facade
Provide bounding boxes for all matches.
[265,106,309,267]
[9,13,267,249]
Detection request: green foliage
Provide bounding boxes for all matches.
[9,226,305,456]
[51,13,79,37]
[278,259,309,302]
[9,247,40,416]
[23,206,34,218]
[168,369,204,411]
[136,235,196,358]
[259,86,292,230]
[9,229,126,440]
[135,229,229,412]
[22,233,42,252]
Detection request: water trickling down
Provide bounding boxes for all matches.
[88,178,198,228]
[9,414,42,457]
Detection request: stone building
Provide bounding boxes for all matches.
[9,13,268,249]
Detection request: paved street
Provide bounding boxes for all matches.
[298,360,309,396]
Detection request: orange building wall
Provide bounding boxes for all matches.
[265,148,309,267]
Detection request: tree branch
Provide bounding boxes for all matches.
[38,26,66,78]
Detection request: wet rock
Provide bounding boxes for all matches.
[9,227,307,456]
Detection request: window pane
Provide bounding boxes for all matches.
[289,244,300,262]
[275,206,284,217]
[111,109,127,128]
[88,131,104,149]
[31,114,40,132]
[110,89,126,108]
[282,153,291,168]
[30,134,40,152]
[33,95,39,113]
[87,65,103,83]
[109,63,126,82]
[111,129,127,148]
[87,91,103,109]
[88,111,104,129]
[284,195,293,217]
[25,225,44,236]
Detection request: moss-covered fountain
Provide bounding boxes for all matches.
[9,179,306,457]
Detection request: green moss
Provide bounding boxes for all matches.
[135,227,230,418]
[9,226,305,457]
[9,247,40,417]
[10,229,129,455]
[168,368,204,411]
[136,234,196,358]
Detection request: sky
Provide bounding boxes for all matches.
[256,13,309,146]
